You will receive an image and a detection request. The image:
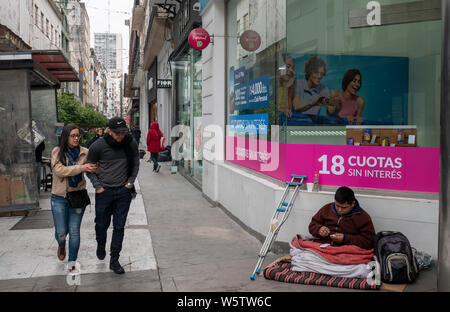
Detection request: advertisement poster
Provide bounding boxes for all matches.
[226,137,439,193]
[229,114,269,135]
[279,54,409,126]
[234,74,270,111]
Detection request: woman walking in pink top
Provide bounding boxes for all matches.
[328,69,365,124]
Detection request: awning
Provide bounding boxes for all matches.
[31,50,79,82]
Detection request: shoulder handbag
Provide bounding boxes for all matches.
[66,189,91,209]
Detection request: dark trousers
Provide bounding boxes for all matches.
[95,186,132,259]
[150,152,159,170]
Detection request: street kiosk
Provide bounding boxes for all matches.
[0,50,78,213]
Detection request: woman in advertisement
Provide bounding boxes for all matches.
[292,56,330,115]
[328,69,365,124]
[278,54,296,118]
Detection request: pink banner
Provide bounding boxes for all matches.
[226,137,440,193]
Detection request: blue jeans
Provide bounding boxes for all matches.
[51,195,86,263]
[150,152,159,171]
[95,187,132,259]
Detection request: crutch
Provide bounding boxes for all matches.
[250,174,307,280]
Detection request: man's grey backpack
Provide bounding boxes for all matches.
[374,231,419,284]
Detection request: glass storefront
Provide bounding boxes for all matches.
[173,48,203,183]
[226,0,441,194]
[0,70,39,211]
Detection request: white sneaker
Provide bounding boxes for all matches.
[68,262,81,275]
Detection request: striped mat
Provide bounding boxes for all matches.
[263,259,380,290]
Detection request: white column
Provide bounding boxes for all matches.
[201,0,226,202]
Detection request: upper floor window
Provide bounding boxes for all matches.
[34,6,39,26]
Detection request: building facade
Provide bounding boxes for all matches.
[94,33,123,73]
[125,0,176,145]
[0,0,65,52]
[90,48,108,113]
[94,32,124,118]
[126,0,447,289]
[198,0,445,276]
[66,0,92,107]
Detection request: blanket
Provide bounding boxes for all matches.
[290,245,371,278]
[263,259,380,290]
[290,234,374,265]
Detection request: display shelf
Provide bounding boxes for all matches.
[346,126,417,147]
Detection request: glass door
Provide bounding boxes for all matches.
[192,49,203,183]
[173,48,203,183]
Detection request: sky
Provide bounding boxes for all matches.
[84,0,134,74]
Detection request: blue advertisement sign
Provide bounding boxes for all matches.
[234,74,270,110]
[234,66,246,85]
[229,114,269,134]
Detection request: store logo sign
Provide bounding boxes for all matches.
[239,30,262,52]
[157,79,172,88]
[188,28,211,50]
[367,1,381,26]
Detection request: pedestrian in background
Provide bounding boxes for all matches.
[50,125,98,273]
[86,117,140,274]
[87,128,103,147]
[35,140,45,193]
[131,127,141,145]
[146,121,163,173]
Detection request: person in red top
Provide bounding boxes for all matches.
[146,122,163,172]
[308,186,376,250]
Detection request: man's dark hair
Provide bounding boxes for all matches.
[342,69,362,91]
[335,186,355,204]
[304,56,327,80]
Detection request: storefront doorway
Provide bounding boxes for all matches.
[173,48,203,184]
[149,101,158,125]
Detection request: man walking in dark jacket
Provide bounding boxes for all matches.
[86,117,140,274]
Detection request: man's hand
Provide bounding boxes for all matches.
[313,95,329,107]
[96,187,105,194]
[318,226,330,237]
[124,184,133,189]
[330,233,344,244]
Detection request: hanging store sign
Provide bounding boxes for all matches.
[157,79,172,88]
[188,28,211,50]
[239,30,262,52]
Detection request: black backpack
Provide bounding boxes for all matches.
[374,231,419,284]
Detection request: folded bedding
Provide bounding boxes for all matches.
[289,235,375,279]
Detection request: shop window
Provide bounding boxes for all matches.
[226,0,441,194]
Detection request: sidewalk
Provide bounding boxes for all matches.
[139,159,437,292]
[0,157,437,291]
[0,176,159,291]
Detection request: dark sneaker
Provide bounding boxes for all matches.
[156,164,161,173]
[110,258,125,274]
[96,244,106,260]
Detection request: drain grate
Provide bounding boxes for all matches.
[10,210,54,230]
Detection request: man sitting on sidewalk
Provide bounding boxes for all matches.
[308,186,375,250]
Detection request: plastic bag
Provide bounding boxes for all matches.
[412,248,432,271]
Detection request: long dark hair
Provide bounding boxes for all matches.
[58,124,80,165]
[342,69,362,91]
